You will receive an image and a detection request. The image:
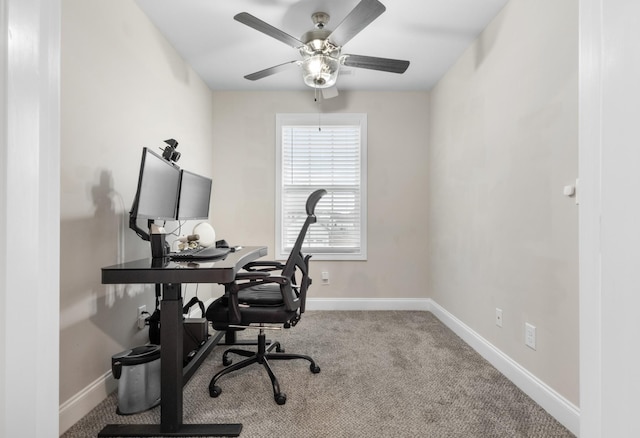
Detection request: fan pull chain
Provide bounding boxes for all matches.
[314,87,322,131]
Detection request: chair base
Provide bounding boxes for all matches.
[208,329,320,405]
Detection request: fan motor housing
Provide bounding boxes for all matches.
[301,29,331,50]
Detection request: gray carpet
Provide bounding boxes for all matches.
[62,311,575,437]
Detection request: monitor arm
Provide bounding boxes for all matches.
[129,212,151,242]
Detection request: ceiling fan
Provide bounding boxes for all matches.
[234,0,410,95]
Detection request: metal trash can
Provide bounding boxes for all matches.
[111,344,161,415]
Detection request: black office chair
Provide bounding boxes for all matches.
[206,189,326,405]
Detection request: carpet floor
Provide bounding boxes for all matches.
[62,311,575,437]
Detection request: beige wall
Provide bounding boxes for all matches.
[60,0,215,406]
[428,0,579,404]
[211,91,430,300]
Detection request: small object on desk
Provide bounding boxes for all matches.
[177,234,200,243]
[230,246,243,252]
[193,222,216,247]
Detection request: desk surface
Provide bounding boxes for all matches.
[102,246,268,285]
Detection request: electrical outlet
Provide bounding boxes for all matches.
[321,271,329,285]
[495,308,503,327]
[525,323,536,350]
[137,305,147,330]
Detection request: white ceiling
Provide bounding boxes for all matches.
[135,0,508,92]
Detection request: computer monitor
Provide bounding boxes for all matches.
[176,170,212,220]
[130,147,181,221]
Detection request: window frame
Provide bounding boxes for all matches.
[275,113,367,261]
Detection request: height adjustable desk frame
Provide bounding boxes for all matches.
[99,246,267,437]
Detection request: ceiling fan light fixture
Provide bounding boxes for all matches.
[235,0,410,89]
[302,54,339,88]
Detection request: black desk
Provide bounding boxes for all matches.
[99,246,268,437]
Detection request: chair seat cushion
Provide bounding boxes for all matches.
[206,283,297,330]
[238,284,283,306]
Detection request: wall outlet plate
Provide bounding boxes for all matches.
[137,305,147,330]
[495,308,503,327]
[525,322,536,350]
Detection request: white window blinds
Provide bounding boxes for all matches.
[276,113,367,260]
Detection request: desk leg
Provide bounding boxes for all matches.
[160,283,183,432]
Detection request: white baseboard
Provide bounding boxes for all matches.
[59,370,117,435]
[306,297,431,311]
[427,299,580,436]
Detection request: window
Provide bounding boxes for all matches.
[276,113,367,261]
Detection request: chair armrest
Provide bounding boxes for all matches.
[243,260,286,272]
[225,274,292,324]
[235,271,270,281]
[237,274,298,312]
[235,274,288,289]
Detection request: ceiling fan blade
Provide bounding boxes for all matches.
[342,54,410,74]
[244,61,299,81]
[234,12,303,48]
[328,0,386,47]
[322,86,339,99]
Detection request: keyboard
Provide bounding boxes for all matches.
[169,246,231,261]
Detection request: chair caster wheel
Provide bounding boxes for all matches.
[222,357,232,366]
[210,385,222,398]
[275,393,287,405]
[310,364,321,373]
